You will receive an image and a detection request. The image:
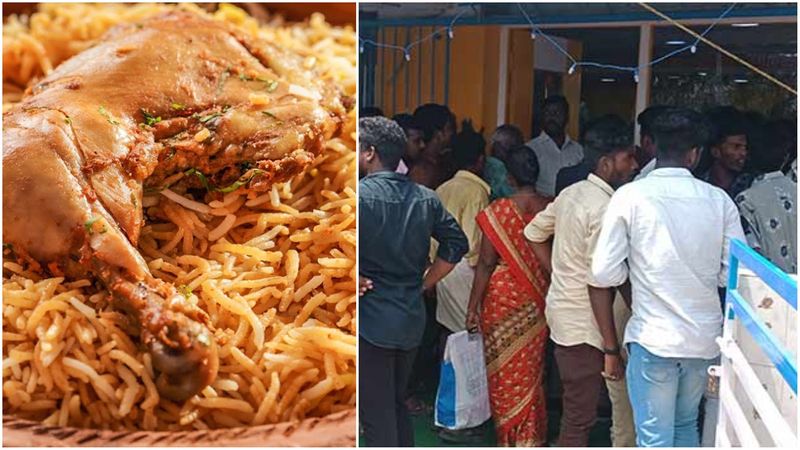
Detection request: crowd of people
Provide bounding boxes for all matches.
[357,96,797,447]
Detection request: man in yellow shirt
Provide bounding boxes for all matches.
[430,120,491,442]
[525,115,639,447]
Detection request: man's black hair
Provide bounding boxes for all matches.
[706,106,748,148]
[360,106,384,118]
[650,107,711,160]
[392,113,422,134]
[359,116,407,170]
[505,144,540,188]
[451,120,485,170]
[413,103,453,143]
[637,105,669,141]
[491,125,524,149]
[542,95,569,114]
[582,114,633,166]
[751,119,797,172]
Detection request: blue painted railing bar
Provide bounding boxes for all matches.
[730,239,797,310]
[725,239,798,394]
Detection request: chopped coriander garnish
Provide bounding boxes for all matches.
[265,80,279,92]
[165,147,177,160]
[198,112,222,124]
[64,116,72,126]
[185,168,213,192]
[140,109,161,127]
[170,102,185,111]
[216,179,248,194]
[261,111,280,121]
[130,192,138,208]
[217,169,264,193]
[84,217,100,234]
[98,106,119,125]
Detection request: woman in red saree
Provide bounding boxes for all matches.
[466,144,551,446]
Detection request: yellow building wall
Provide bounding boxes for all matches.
[373,26,581,142]
[375,26,501,138]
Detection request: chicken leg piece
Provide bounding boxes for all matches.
[2,12,348,402]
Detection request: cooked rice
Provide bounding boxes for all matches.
[2,3,356,431]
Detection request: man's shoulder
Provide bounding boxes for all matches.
[736,173,795,203]
[359,174,393,193]
[566,137,584,151]
[412,180,441,201]
[526,134,547,149]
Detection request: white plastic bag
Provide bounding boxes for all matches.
[434,330,491,430]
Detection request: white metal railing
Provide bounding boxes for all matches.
[712,240,797,448]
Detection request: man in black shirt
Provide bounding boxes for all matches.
[358,117,468,447]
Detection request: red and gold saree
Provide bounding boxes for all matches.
[475,198,550,447]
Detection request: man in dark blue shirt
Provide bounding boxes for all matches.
[359,117,468,447]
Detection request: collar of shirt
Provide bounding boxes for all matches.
[453,170,491,196]
[586,173,615,197]
[649,167,694,179]
[537,131,576,151]
[363,169,408,182]
[754,170,784,184]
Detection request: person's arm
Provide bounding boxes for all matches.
[462,193,490,267]
[719,197,747,287]
[618,280,632,310]
[426,197,469,291]
[466,233,498,332]
[586,205,624,379]
[591,191,632,287]
[588,286,624,380]
[531,240,553,276]
[524,200,557,274]
[735,194,762,253]
[423,258,457,291]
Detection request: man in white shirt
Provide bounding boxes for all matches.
[633,105,668,181]
[525,115,638,447]
[526,95,583,197]
[591,108,745,447]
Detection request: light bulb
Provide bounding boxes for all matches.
[448,27,454,39]
[359,43,364,54]
[567,63,576,75]
[404,51,411,62]
[530,29,536,40]
[690,45,697,54]
[633,70,640,83]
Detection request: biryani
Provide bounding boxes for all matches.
[2,3,356,431]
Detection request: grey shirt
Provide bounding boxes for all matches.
[735,171,797,273]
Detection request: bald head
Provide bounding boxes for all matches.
[491,124,524,162]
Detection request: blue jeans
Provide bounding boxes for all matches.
[627,342,714,447]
